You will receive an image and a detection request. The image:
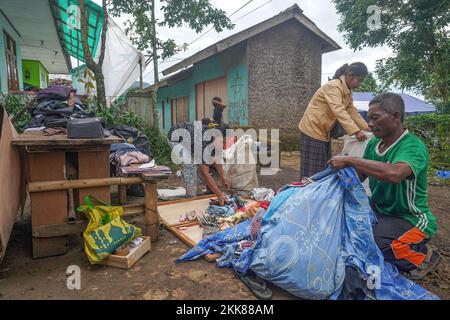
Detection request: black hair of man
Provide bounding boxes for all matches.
[369,92,405,122]
[212,97,222,103]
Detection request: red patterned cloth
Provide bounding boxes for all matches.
[258,201,270,210]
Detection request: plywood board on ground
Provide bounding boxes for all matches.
[166,222,220,263]
[157,196,218,262]
[158,196,214,227]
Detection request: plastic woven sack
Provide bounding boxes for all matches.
[77,196,141,264]
[223,135,259,192]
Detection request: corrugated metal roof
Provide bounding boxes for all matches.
[353,92,436,114]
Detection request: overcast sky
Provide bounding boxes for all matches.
[90,0,420,97]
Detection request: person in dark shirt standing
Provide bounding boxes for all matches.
[212,97,227,124]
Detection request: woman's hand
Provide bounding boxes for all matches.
[355,130,367,142]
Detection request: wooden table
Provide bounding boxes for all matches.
[12,131,169,258]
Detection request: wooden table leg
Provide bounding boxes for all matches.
[144,181,159,242]
[78,151,111,206]
[28,152,70,258]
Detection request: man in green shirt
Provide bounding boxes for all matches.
[328,92,440,280]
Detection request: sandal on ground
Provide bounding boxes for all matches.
[403,245,441,281]
[239,274,273,300]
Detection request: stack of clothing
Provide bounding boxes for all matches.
[108,125,154,176]
[26,86,89,129]
[110,143,149,175]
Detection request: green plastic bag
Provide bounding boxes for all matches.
[77,196,141,264]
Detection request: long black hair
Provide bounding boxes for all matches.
[332,62,368,79]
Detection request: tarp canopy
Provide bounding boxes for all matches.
[97,18,141,98]
[49,0,104,63]
[353,92,436,115]
[70,19,141,98]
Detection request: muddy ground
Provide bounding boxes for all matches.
[0,152,449,300]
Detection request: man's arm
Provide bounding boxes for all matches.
[214,162,230,190]
[213,100,227,109]
[328,156,413,184]
[199,164,226,205]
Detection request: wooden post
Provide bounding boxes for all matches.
[139,54,144,90]
[118,185,127,204]
[144,181,159,242]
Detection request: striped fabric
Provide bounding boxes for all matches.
[299,132,331,178]
[406,179,429,233]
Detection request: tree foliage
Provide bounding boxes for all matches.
[353,72,383,93]
[405,113,450,184]
[332,0,450,113]
[107,0,234,61]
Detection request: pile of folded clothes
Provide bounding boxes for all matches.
[109,143,150,176]
[108,125,154,177]
[26,86,90,129]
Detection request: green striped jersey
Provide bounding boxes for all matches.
[363,130,437,238]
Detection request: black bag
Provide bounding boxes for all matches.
[330,121,345,139]
[44,111,92,128]
[67,117,104,139]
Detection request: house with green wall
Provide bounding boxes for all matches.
[1,0,104,94]
[149,5,340,145]
[0,9,24,93]
[22,60,49,90]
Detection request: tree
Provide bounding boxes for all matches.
[106,0,235,129]
[353,72,382,93]
[79,0,108,108]
[332,0,450,113]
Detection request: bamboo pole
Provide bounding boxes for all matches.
[144,181,159,242]
[28,177,143,193]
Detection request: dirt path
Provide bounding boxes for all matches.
[0,153,448,300]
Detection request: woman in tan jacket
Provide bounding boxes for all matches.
[299,62,369,177]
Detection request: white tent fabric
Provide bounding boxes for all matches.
[353,100,370,112]
[94,18,142,99]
